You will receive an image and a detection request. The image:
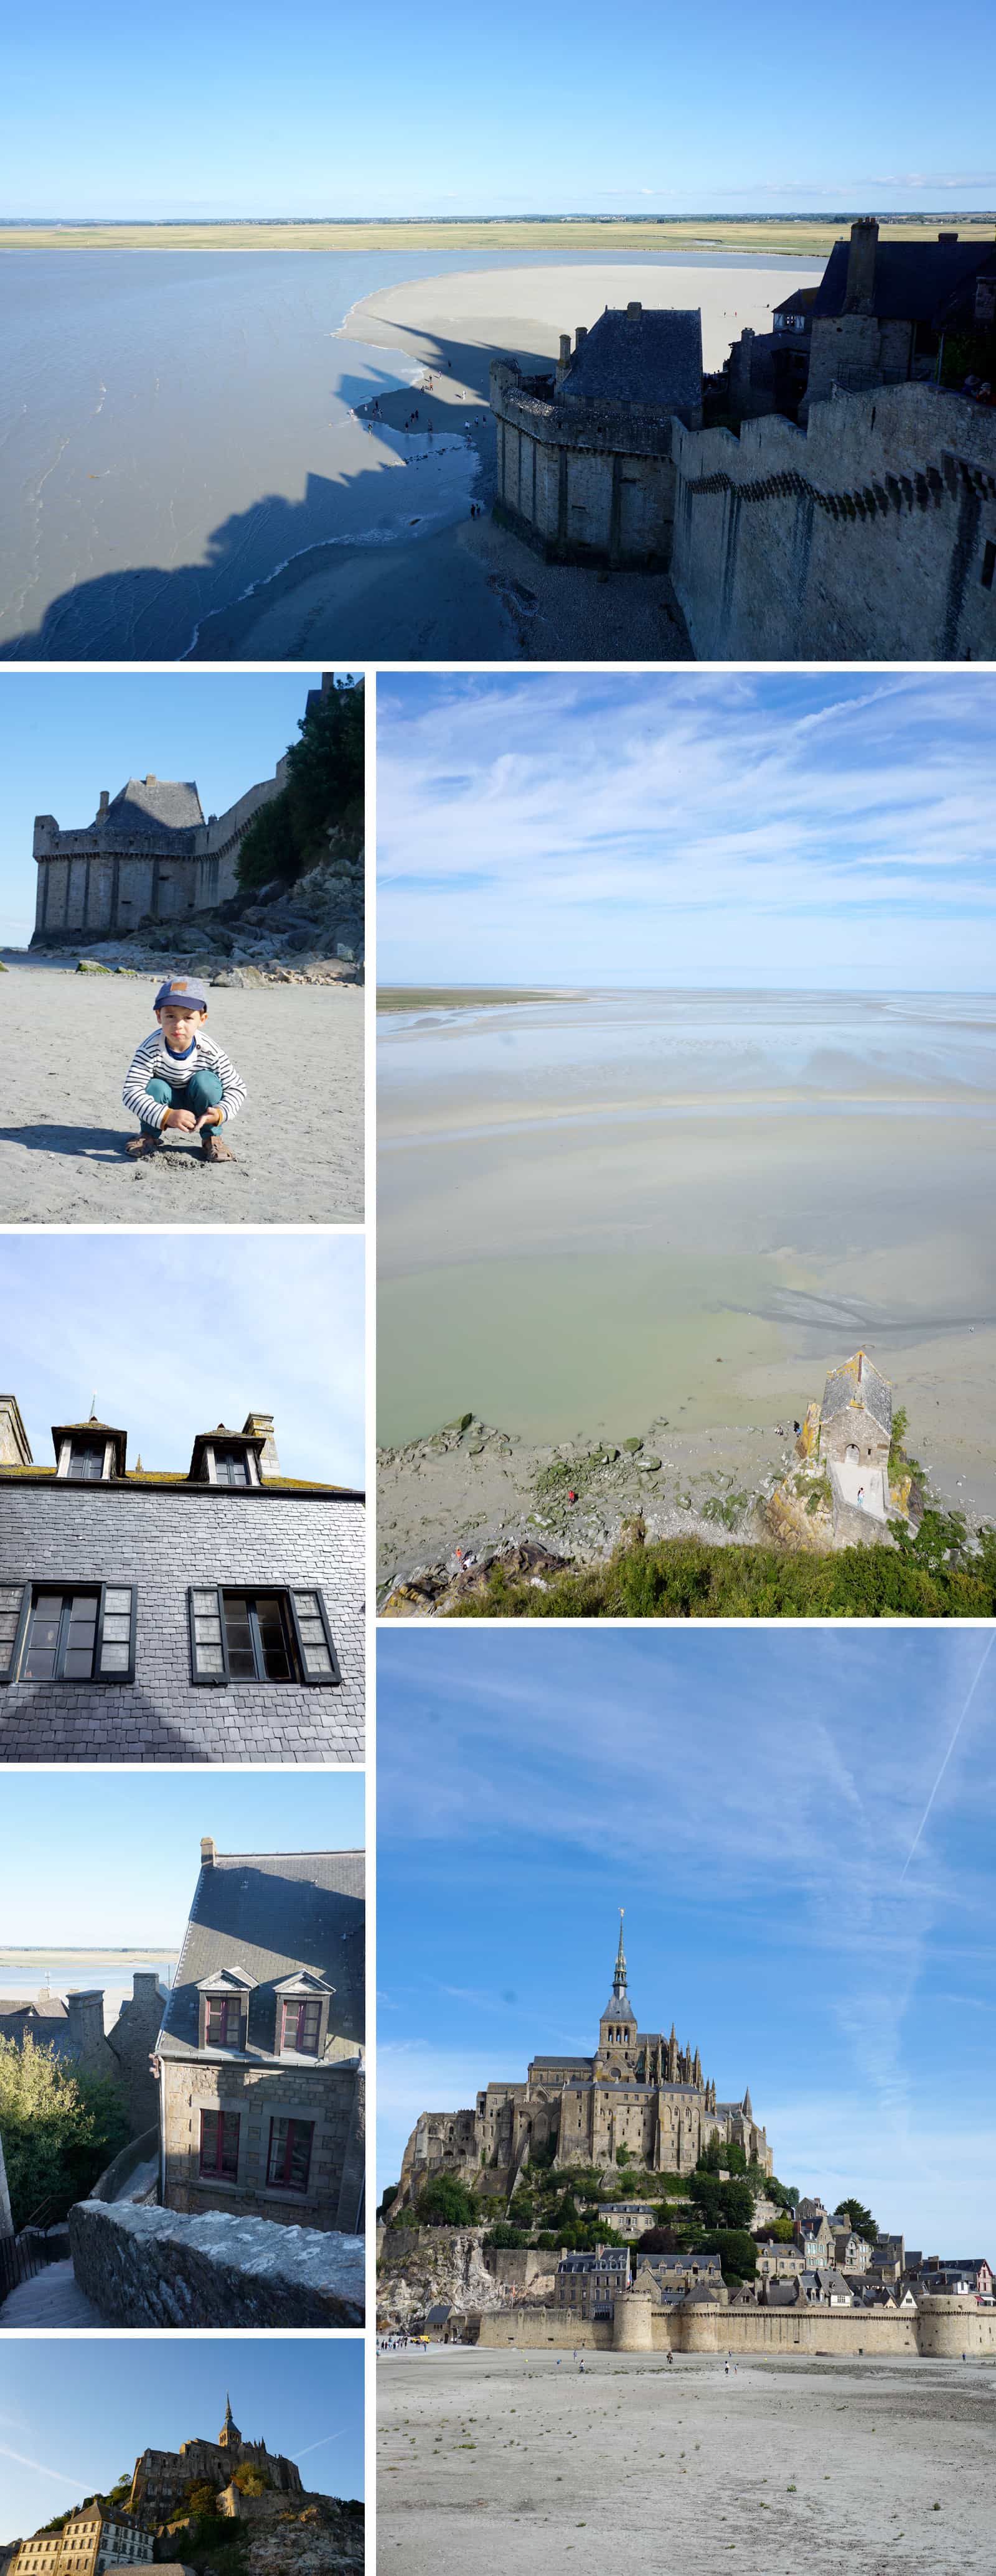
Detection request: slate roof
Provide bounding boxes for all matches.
[158,1848,365,2061]
[822,1351,892,1433]
[96,778,205,842]
[774,287,818,321]
[812,236,991,325]
[562,305,703,415]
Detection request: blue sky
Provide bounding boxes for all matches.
[1,1771,365,1944]
[0,1233,364,1491]
[0,2337,364,2539]
[377,670,996,991]
[377,1628,996,2251]
[0,673,323,950]
[2,0,995,217]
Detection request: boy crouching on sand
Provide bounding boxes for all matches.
[122,977,247,1161]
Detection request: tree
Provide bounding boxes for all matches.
[233,2465,272,2496]
[636,2226,683,2255]
[687,2172,755,2233]
[615,2144,632,2166]
[378,2182,400,2218]
[701,2229,758,2284]
[416,2174,476,2227]
[181,2483,218,2518]
[834,2198,877,2245]
[0,2035,129,2232]
[507,2190,534,2226]
[237,676,365,891]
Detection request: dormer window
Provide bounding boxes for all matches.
[205,1997,243,2048]
[197,1969,255,2051]
[68,1440,107,1482]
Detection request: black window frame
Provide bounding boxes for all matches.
[187,1585,341,1687]
[0,1582,137,1686]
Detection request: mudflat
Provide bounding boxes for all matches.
[378,2344,996,2575]
[0,963,364,1225]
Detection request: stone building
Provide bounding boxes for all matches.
[492,301,702,566]
[32,757,289,948]
[817,1351,893,1520]
[154,1837,365,2235]
[0,1976,166,2131]
[0,1394,364,1763]
[803,221,996,416]
[129,2395,302,2517]
[399,1916,772,2206]
[11,2511,152,2576]
[555,2245,631,2319]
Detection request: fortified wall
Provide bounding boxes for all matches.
[32,760,289,947]
[477,2291,996,2359]
[670,381,996,661]
[492,365,680,567]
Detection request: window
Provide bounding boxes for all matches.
[213,1449,250,1486]
[982,538,996,591]
[266,2116,314,2191]
[280,1998,322,2055]
[187,1587,341,1686]
[2,1585,137,1684]
[67,1442,106,1482]
[205,1997,243,2048]
[199,2107,240,2178]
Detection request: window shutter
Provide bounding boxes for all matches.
[288,1588,341,1686]
[0,1584,27,1683]
[95,1584,137,1682]
[188,1586,228,1683]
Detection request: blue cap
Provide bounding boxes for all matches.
[154,978,210,1012]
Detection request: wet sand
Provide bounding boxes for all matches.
[378,2344,996,2576]
[190,259,815,662]
[0,963,364,1225]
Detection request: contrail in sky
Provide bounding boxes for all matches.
[292,2432,349,2460]
[0,2446,88,2486]
[900,1633,994,1882]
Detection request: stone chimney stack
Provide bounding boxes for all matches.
[937,230,959,245]
[97,790,110,818]
[557,332,571,381]
[242,1411,280,1477]
[146,775,157,786]
[0,1396,32,1468]
[626,300,642,320]
[66,1990,105,2063]
[575,325,588,350]
[201,1836,217,1867]
[845,217,879,312]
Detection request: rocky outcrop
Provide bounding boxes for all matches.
[377,2225,507,2326]
[68,2199,365,2326]
[25,831,364,984]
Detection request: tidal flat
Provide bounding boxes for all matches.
[377,990,996,1567]
[378,2344,996,2575]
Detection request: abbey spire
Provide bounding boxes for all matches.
[613,1908,628,2002]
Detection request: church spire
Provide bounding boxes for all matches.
[613,1908,627,2000]
[220,2394,241,2450]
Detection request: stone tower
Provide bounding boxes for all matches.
[218,2396,241,2451]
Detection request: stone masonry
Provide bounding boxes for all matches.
[32,764,289,947]
[67,2198,365,2327]
[0,1402,364,1762]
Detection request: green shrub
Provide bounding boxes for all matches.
[416,2175,477,2226]
[449,1531,996,1620]
[0,2035,129,2231]
[237,674,364,891]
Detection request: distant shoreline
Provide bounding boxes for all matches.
[2,216,994,254]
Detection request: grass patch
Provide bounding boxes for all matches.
[448,1532,996,1619]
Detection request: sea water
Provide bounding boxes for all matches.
[0,247,810,660]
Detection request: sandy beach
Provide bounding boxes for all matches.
[0,963,364,1225]
[377,993,996,1578]
[378,2343,996,2575]
[189,258,816,661]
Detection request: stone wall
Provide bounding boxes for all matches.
[32,763,288,946]
[491,366,678,566]
[0,1485,364,1762]
[159,2057,362,2233]
[477,2294,996,2358]
[670,381,996,660]
[67,2198,365,2326]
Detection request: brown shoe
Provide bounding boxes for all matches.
[126,1132,162,1157]
[201,1130,237,1162]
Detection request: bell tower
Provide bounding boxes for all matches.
[219,2394,241,2451]
[598,1909,637,2068]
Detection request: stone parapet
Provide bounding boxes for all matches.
[68,2198,365,2327]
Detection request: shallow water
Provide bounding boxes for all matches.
[378,991,996,1451]
[0,246,812,659]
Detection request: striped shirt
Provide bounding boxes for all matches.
[123,1031,247,1131]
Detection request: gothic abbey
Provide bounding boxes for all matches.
[129,2396,303,2517]
[400,1918,771,2205]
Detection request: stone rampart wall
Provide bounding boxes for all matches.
[67,2198,365,2326]
[32,758,288,944]
[492,368,677,566]
[670,381,996,660]
[479,2296,996,2358]
[478,2310,611,2350]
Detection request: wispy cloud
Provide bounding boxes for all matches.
[0,2447,88,2488]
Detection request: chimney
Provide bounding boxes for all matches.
[0,1396,32,1468]
[97,790,110,818]
[131,1971,161,2002]
[146,774,157,786]
[626,300,642,320]
[243,1411,280,1477]
[66,1990,105,2060]
[556,332,571,382]
[845,217,879,312]
[575,325,588,350]
[937,230,958,245]
[201,1836,217,1867]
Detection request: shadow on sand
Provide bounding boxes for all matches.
[0,1122,214,1166]
[0,323,557,663]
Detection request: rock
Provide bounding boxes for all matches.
[443,1414,475,1434]
[75,958,111,973]
[637,1456,662,1473]
[336,943,357,963]
[622,1437,643,1454]
[602,1445,619,1462]
[210,968,246,987]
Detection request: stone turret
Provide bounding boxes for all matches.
[613,2290,654,2351]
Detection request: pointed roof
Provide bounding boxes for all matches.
[822,1350,891,1434]
[96,777,205,842]
[602,1908,636,2023]
[743,2086,753,2119]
